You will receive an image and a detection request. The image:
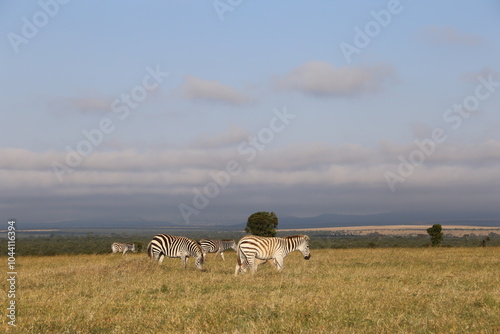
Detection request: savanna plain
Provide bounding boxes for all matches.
[2,247,499,333]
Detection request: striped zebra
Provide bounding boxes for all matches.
[234,235,310,276]
[111,242,136,255]
[199,239,236,261]
[147,234,204,270]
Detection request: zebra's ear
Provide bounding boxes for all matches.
[304,235,310,240]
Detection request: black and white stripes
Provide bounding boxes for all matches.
[234,235,310,275]
[111,242,136,255]
[199,239,236,261]
[119,233,310,275]
[147,234,204,270]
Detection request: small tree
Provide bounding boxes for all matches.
[427,224,443,247]
[482,236,490,247]
[134,241,145,253]
[245,212,278,237]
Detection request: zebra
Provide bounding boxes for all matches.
[234,235,310,276]
[199,239,236,261]
[147,234,204,270]
[111,242,136,255]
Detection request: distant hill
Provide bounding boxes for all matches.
[18,211,500,231]
[278,212,500,230]
[20,216,175,230]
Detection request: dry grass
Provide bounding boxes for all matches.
[279,225,500,237]
[2,248,499,333]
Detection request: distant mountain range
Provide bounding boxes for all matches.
[18,211,500,230]
[19,216,174,230]
[278,212,500,229]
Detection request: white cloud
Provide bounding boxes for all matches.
[2,139,500,223]
[2,139,500,192]
[189,125,250,149]
[252,143,373,171]
[274,61,394,97]
[420,26,484,46]
[461,68,500,84]
[179,75,250,105]
[379,140,500,166]
[49,97,111,115]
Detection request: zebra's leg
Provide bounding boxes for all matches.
[235,260,248,275]
[255,259,268,267]
[234,253,244,276]
[158,254,165,264]
[267,259,279,269]
[220,251,225,261]
[275,257,284,271]
[181,255,187,269]
[241,259,248,273]
[250,257,258,274]
[150,252,156,262]
[214,250,224,260]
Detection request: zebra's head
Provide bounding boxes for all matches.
[296,235,310,260]
[195,255,204,270]
[193,242,205,271]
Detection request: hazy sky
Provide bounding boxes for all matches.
[1,1,500,225]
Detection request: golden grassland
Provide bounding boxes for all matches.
[2,248,499,333]
[279,225,500,237]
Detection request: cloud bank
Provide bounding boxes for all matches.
[274,61,394,97]
[420,26,484,46]
[179,75,250,105]
[3,138,500,223]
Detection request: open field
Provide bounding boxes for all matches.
[2,248,499,333]
[4,224,498,237]
[2,227,498,257]
[280,225,500,237]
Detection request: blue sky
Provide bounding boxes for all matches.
[1,0,500,225]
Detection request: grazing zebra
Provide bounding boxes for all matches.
[111,242,136,255]
[147,234,204,270]
[199,239,236,261]
[234,235,310,276]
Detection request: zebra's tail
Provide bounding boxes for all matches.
[235,242,242,266]
[146,241,153,258]
[234,241,245,276]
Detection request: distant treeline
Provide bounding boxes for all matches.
[310,233,499,249]
[1,231,498,256]
[2,231,245,256]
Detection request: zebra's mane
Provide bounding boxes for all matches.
[192,241,203,255]
[285,235,309,240]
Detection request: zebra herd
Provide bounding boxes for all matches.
[111,234,311,275]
